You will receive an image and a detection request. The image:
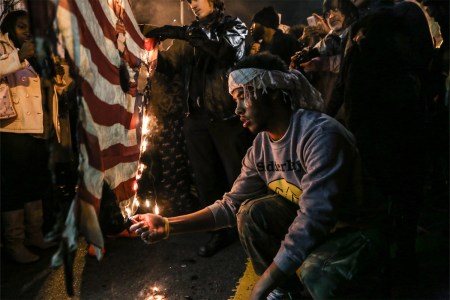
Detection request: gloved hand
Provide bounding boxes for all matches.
[185,26,208,47]
[145,25,188,41]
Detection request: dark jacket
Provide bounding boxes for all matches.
[258,30,301,66]
[156,11,247,120]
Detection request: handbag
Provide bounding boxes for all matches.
[0,77,16,120]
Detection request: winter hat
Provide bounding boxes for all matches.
[252,6,279,30]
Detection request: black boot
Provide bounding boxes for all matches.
[197,228,236,257]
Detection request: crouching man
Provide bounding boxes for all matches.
[130,53,388,299]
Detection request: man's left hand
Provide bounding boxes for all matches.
[249,263,288,300]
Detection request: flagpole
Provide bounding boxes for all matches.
[180,0,184,25]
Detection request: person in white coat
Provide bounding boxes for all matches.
[0,10,63,263]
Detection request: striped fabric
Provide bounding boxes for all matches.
[55,0,153,259]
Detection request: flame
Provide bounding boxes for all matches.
[145,199,150,207]
[141,140,148,152]
[154,203,159,215]
[133,196,140,207]
[142,116,150,135]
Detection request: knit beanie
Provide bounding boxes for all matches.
[252,6,279,30]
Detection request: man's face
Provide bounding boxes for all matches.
[250,22,265,42]
[232,85,271,133]
[350,0,368,7]
[325,8,346,32]
[15,16,30,47]
[189,0,214,20]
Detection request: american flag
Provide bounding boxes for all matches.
[54,0,155,260]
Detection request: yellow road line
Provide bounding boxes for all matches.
[230,259,259,300]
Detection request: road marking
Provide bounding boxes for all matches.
[230,259,259,300]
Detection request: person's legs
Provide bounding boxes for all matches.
[183,114,233,256]
[237,193,304,297]
[237,194,297,274]
[299,227,389,299]
[1,133,53,262]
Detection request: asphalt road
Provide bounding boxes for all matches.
[1,232,248,300]
[1,189,448,300]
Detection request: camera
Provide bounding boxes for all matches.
[307,16,317,27]
[291,47,320,66]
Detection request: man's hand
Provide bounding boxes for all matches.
[300,57,329,72]
[250,263,288,300]
[145,25,188,41]
[130,214,168,244]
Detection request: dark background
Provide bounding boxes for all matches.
[131,0,323,28]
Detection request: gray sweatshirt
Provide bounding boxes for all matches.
[208,109,363,275]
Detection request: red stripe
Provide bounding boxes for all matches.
[122,47,141,69]
[79,122,139,171]
[114,177,137,204]
[63,0,120,84]
[102,143,140,170]
[78,124,102,171]
[88,0,118,42]
[81,79,136,129]
[123,12,145,51]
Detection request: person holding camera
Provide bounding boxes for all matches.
[291,0,358,111]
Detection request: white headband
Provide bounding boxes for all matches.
[228,68,323,112]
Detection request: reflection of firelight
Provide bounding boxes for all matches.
[142,285,166,300]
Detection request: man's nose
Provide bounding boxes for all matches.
[235,101,245,115]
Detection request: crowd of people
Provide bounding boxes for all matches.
[0,0,448,299]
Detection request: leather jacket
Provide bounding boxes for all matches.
[156,11,247,120]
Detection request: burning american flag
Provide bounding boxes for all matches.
[51,0,157,278]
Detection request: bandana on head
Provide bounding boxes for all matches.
[228,68,324,112]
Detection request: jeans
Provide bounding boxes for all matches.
[236,193,388,299]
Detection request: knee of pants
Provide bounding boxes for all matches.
[236,198,266,238]
[237,194,282,237]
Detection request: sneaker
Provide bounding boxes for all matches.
[266,288,309,300]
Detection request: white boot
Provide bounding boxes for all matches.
[24,200,57,249]
[2,210,39,263]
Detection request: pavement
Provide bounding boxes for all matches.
[1,189,448,300]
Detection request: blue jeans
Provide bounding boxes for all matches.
[236,193,388,299]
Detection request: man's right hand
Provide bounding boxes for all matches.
[145,25,188,41]
[130,213,168,244]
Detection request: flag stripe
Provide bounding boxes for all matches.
[80,79,134,128]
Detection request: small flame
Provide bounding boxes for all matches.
[154,203,159,215]
[133,196,140,207]
[145,199,150,207]
[141,140,148,152]
[142,116,150,135]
